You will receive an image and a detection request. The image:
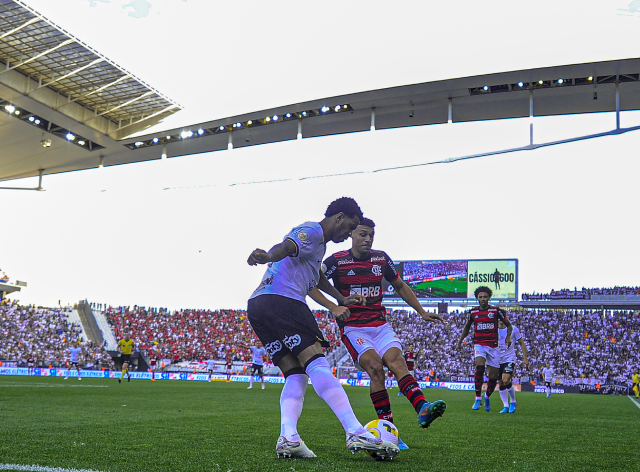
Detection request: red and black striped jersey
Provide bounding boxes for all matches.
[324,249,399,328]
[404,351,416,370]
[467,305,507,348]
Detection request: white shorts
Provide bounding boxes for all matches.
[474,344,500,368]
[342,324,402,366]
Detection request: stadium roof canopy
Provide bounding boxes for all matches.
[1,0,640,186]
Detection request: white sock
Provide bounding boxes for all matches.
[280,374,307,441]
[499,388,509,407]
[508,386,516,403]
[305,357,366,435]
[249,375,253,387]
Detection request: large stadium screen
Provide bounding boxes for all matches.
[382,259,518,301]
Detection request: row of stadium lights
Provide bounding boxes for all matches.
[2,102,104,151]
[127,104,353,150]
[471,74,639,95]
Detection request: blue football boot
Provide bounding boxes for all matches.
[417,400,446,428]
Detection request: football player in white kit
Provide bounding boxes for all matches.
[206,358,216,382]
[543,362,554,398]
[497,320,529,413]
[64,342,83,380]
[247,197,399,459]
[247,343,267,390]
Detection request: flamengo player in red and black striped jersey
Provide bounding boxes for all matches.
[457,286,512,412]
[310,218,447,448]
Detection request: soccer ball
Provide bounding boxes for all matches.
[364,419,399,453]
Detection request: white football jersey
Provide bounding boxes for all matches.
[206,359,215,370]
[250,222,326,303]
[543,367,554,382]
[250,346,266,365]
[498,325,522,363]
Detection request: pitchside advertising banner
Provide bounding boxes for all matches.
[383,259,518,301]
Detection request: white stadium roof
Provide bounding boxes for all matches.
[1,0,639,184]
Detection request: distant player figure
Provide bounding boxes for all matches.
[316,218,445,451]
[247,343,267,390]
[398,344,416,397]
[148,343,160,381]
[542,362,554,398]
[64,342,83,380]
[457,286,512,412]
[247,197,398,459]
[493,268,501,290]
[27,354,35,375]
[225,354,233,383]
[632,371,639,399]
[117,332,135,384]
[206,358,216,382]
[497,320,529,414]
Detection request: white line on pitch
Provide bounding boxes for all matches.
[0,465,109,472]
[628,395,640,410]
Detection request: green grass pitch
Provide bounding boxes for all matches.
[0,376,638,471]
[409,277,468,299]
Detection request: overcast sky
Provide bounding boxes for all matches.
[1,1,639,309]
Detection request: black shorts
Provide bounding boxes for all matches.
[121,354,131,364]
[70,361,79,367]
[251,364,264,376]
[499,362,516,377]
[248,294,330,365]
[545,381,552,387]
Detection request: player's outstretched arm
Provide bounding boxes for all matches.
[457,318,472,352]
[247,239,297,266]
[391,278,444,323]
[308,287,351,321]
[316,271,366,306]
[519,338,530,368]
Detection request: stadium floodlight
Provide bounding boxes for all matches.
[334,105,341,112]
[134,141,144,147]
[34,119,41,125]
[41,139,52,148]
[320,106,329,113]
[197,129,204,135]
[538,80,544,84]
[4,105,15,113]
[219,126,225,131]
[152,137,159,143]
[272,115,279,121]
[557,78,564,84]
[483,85,489,91]
[285,113,292,118]
[518,82,524,87]
[28,116,35,122]
[181,130,194,139]
[247,120,253,125]
[78,140,86,146]
[166,135,171,139]
[265,116,271,122]
[234,122,242,128]
[588,76,593,81]
[66,133,75,141]
[302,111,308,116]
[14,110,20,115]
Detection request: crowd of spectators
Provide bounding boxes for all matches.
[0,301,114,369]
[103,306,341,364]
[402,261,468,281]
[522,286,640,301]
[381,308,639,385]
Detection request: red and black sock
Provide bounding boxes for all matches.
[370,389,394,422]
[474,365,486,397]
[486,377,497,397]
[398,374,426,414]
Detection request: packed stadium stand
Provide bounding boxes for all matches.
[102,306,342,364]
[0,301,113,369]
[2,299,637,386]
[522,286,640,300]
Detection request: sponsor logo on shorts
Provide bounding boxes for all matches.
[356,338,366,346]
[265,340,283,356]
[372,265,382,276]
[283,334,302,350]
[347,269,356,276]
